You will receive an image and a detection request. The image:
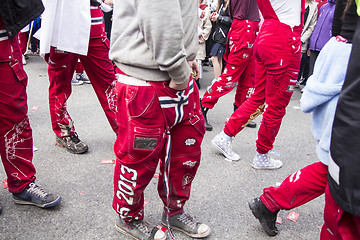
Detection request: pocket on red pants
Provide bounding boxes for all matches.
[10,60,27,82]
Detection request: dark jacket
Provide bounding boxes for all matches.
[0,0,44,39]
[329,17,360,217]
[212,2,232,46]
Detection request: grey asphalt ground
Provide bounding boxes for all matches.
[0,55,324,240]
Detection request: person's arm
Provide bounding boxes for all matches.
[135,0,194,87]
[301,4,318,43]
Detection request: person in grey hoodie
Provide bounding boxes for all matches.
[110,1,210,240]
[248,21,352,236]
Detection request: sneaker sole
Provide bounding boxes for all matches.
[13,196,61,208]
[115,222,167,240]
[211,139,240,161]
[251,163,282,170]
[55,141,89,154]
[161,222,211,238]
[115,222,142,240]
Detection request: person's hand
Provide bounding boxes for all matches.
[211,12,218,22]
[104,0,113,6]
[200,10,205,19]
[168,61,199,91]
[188,60,199,81]
[307,48,311,57]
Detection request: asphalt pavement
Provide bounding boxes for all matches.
[0,55,323,240]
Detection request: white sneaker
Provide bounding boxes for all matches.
[252,152,282,170]
[212,131,240,161]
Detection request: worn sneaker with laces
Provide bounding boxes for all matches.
[248,197,279,236]
[13,182,61,208]
[212,131,240,161]
[161,212,210,238]
[56,133,88,154]
[76,73,91,84]
[71,77,83,85]
[252,152,282,170]
[115,217,167,240]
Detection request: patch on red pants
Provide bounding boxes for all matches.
[134,137,157,150]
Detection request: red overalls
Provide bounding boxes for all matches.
[224,0,304,154]
[45,6,117,137]
[113,75,205,221]
[0,18,36,193]
[201,19,259,109]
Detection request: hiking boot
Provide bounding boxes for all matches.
[13,182,61,208]
[76,72,91,84]
[71,77,83,85]
[252,152,282,170]
[200,103,213,131]
[248,197,279,236]
[56,133,88,154]
[212,131,240,161]
[161,212,211,238]
[115,217,167,240]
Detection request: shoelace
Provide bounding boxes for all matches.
[69,133,81,144]
[27,183,49,199]
[133,221,151,237]
[177,213,197,230]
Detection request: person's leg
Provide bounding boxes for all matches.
[0,61,36,194]
[46,48,77,137]
[211,56,222,81]
[112,80,167,239]
[308,50,319,77]
[46,47,88,154]
[79,37,117,133]
[322,185,360,240]
[0,42,61,209]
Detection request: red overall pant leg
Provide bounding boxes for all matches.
[18,32,28,55]
[260,162,328,212]
[321,185,360,240]
[75,59,84,74]
[201,20,258,109]
[0,38,36,193]
[46,47,78,137]
[78,37,117,133]
[113,78,205,222]
[224,20,301,154]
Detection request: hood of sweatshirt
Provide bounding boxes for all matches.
[301,38,352,113]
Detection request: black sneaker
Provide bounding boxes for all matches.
[56,133,88,154]
[115,217,167,240]
[248,197,279,236]
[246,120,257,128]
[13,182,61,208]
[76,73,91,84]
[161,212,211,238]
[200,102,213,131]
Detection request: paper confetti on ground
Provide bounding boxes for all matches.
[31,106,39,110]
[276,217,282,224]
[101,159,115,164]
[33,146,38,152]
[153,173,160,178]
[3,179,8,189]
[143,200,149,207]
[293,106,301,110]
[287,211,300,222]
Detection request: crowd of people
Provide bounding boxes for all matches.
[0,0,359,239]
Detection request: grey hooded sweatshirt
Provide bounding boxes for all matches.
[110,0,198,85]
